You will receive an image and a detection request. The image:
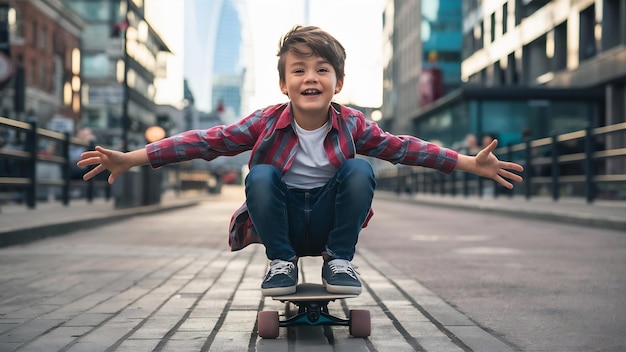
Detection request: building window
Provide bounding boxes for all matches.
[40,62,47,89]
[502,2,508,35]
[40,26,47,51]
[552,22,567,71]
[32,21,37,48]
[8,6,24,39]
[602,0,623,50]
[579,5,596,62]
[490,12,496,42]
[29,59,37,85]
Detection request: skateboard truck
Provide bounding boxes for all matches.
[257,283,371,339]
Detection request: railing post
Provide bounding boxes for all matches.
[524,140,532,200]
[86,141,95,202]
[551,135,560,201]
[450,171,456,197]
[62,132,70,206]
[25,121,38,209]
[507,144,514,198]
[584,126,596,203]
[463,171,469,197]
[440,173,445,195]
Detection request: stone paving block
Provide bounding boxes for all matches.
[0,322,20,335]
[256,337,289,352]
[446,325,515,352]
[0,342,21,351]
[114,338,161,352]
[218,310,257,332]
[293,326,334,352]
[401,321,463,352]
[160,338,207,352]
[207,330,252,351]
[333,336,370,352]
[67,318,138,351]
[89,286,156,314]
[177,316,218,331]
[18,326,91,352]
[63,312,113,327]
[0,318,64,343]
[179,278,216,294]
[3,304,61,320]
[413,295,474,326]
[130,318,178,339]
[231,289,263,310]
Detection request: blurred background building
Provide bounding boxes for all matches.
[0,0,84,135]
[64,0,171,150]
[381,0,625,151]
[1,0,624,199]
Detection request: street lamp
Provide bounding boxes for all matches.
[121,0,130,152]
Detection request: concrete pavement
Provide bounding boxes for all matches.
[0,185,624,351]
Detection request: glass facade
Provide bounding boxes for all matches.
[412,88,601,149]
[421,0,462,94]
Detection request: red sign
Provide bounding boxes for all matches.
[0,52,14,84]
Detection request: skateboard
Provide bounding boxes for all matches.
[257,283,371,339]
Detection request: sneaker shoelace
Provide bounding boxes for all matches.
[265,260,295,281]
[328,259,358,280]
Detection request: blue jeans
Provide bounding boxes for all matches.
[245,159,376,262]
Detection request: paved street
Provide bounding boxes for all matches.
[0,185,624,351]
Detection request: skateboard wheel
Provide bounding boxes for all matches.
[258,311,280,339]
[349,309,371,338]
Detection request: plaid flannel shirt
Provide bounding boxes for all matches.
[146,102,458,251]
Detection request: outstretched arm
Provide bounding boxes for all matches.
[454,139,524,189]
[77,146,149,184]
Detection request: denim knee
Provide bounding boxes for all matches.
[338,159,376,192]
[246,164,281,190]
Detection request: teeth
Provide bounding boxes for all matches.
[303,89,320,95]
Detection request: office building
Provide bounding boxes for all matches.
[381,0,463,134]
[0,0,83,134]
[64,0,171,149]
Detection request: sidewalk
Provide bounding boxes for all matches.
[2,186,624,247]
[0,190,217,247]
[1,185,623,351]
[375,191,626,232]
[0,186,514,352]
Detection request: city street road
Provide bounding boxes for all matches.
[359,196,626,352]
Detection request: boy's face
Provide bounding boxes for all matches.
[279,45,343,120]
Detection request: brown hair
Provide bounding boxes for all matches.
[277,25,346,83]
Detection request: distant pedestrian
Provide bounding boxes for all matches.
[78,25,524,298]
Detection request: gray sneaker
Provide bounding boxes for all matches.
[322,259,362,295]
[261,259,298,296]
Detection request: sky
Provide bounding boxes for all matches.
[146,0,386,112]
[245,0,386,109]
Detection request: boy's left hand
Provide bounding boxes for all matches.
[464,139,524,189]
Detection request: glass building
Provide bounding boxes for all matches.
[421,0,462,94]
[412,85,603,148]
[64,0,171,149]
[412,0,625,151]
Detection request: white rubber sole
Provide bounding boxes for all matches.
[323,279,362,295]
[261,285,297,297]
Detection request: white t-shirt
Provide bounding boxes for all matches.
[283,120,337,189]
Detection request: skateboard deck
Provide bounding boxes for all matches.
[272,282,358,301]
[257,283,370,339]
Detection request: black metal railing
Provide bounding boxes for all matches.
[0,116,110,208]
[375,122,626,203]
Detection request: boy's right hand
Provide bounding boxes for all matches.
[77,146,132,184]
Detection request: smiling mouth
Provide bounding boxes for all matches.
[301,89,322,96]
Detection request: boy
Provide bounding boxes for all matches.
[78,25,523,297]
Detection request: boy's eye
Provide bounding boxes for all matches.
[318,68,329,73]
[293,69,304,74]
